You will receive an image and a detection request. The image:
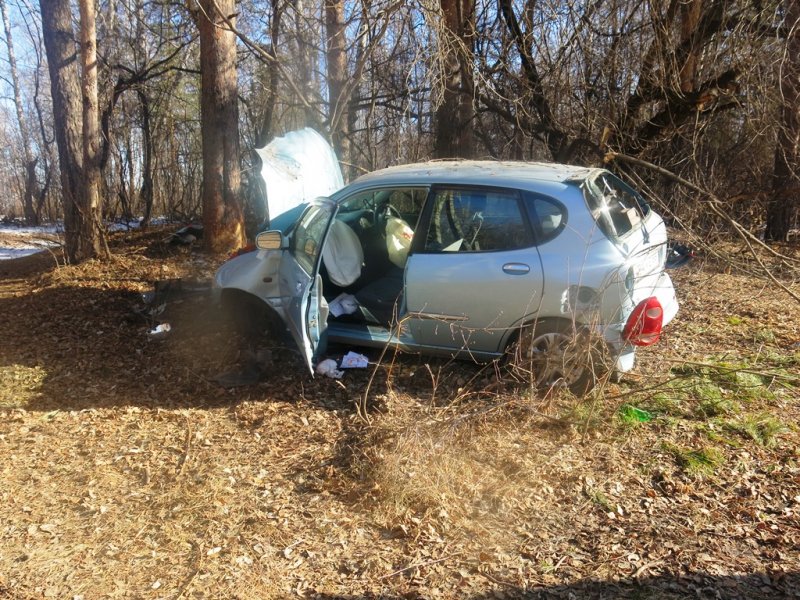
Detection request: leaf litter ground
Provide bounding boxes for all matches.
[0,228,798,599]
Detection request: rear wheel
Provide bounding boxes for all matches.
[509,320,605,396]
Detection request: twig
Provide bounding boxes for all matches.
[175,540,201,599]
[634,558,664,579]
[606,152,797,264]
[380,551,462,580]
[176,417,192,478]
[657,357,800,382]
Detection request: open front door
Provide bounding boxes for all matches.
[278,200,337,373]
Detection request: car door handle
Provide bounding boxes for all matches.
[502,263,530,275]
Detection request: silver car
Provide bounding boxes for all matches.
[215,160,678,394]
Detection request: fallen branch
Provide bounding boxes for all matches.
[606,152,800,305]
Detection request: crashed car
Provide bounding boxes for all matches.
[215,131,678,394]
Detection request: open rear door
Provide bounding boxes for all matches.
[278,200,337,373]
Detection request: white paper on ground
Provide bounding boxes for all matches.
[340,351,369,369]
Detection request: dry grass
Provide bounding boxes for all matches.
[0,227,798,599]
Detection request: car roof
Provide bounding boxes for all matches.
[345,160,598,195]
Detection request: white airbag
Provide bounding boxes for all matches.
[322,219,363,287]
[386,216,414,268]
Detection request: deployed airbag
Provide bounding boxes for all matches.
[322,219,363,287]
[386,216,414,268]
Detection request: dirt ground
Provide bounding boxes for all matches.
[0,227,798,599]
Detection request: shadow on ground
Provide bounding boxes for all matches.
[309,571,798,599]
[0,260,483,413]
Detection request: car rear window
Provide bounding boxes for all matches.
[584,172,650,239]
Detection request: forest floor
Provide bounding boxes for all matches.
[0,226,798,599]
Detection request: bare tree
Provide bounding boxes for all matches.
[766,0,800,242]
[40,0,104,262]
[432,0,475,158]
[1,0,39,224]
[194,0,245,253]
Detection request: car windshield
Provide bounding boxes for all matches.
[584,172,650,239]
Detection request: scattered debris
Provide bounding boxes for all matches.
[146,323,171,338]
[167,224,204,246]
[666,242,696,269]
[340,351,369,369]
[329,293,359,317]
[315,358,344,379]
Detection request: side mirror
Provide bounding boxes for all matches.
[255,230,287,250]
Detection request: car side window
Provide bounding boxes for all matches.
[423,188,532,253]
[291,204,333,274]
[337,187,427,230]
[524,194,567,244]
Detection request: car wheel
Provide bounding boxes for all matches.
[221,291,281,341]
[509,320,604,396]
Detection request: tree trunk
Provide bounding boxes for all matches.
[2,0,39,225]
[325,0,350,170]
[765,0,800,242]
[433,0,475,159]
[678,0,703,94]
[197,0,246,253]
[40,0,99,263]
[78,0,105,258]
[257,0,283,147]
[138,89,154,228]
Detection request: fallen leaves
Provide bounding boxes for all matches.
[0,228,798,598]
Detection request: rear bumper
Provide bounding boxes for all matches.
[606,270,678,373]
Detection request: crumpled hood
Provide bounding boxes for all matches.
[256,128,344,220]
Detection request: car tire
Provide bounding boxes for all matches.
[221,290,282,341]
[509,319,605,396]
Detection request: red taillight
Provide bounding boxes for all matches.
[623,297,663,346]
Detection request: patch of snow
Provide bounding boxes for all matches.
[0,223,64,235]
[0,247,46,260]
[0,223,63,260]
[106,220,142,232]
[106,216,175,232]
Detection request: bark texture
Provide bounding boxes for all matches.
[40,0,103,262]
[765,0,800,242]
[325,0,350,169]
[197,0,246,253]
[78,0,104,257]
[433,0,475,159]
